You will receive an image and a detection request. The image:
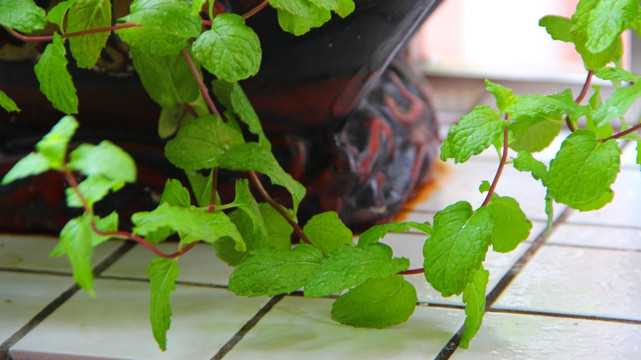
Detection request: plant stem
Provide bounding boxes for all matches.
[565,70,594,131]
[63,168,197,259]
[183,102,199,118]
[398,268,425,275]
[243,0,270,20]
[181,48,222,118]
[601,122,641,142]
[482,124,509,207]
[248,171,311,244]
[3,24,140,42]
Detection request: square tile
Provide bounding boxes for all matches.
[566,169,641,228]
[10,278,272,360]
[0,235,125,273]
[0,272,73,344]
[102,242,233,286]
[546,223,641,251]
[450,311,641,359]
[223,296,465,360]
[493,245,641,321]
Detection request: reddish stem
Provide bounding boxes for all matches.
[243,0,270,20]
[248,171,311,244]
[63,168,197,259]
[181,48,221,118]
[398,268,425,275]
[183,102,199,118]
[566,70,594,131]
[601,122,641,142]
[4,24,140,42]
[482,124,509,207]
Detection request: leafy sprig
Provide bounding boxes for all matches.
[3,0,641,352]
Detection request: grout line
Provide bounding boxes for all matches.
[210,294,285,360]
[433,205,574,360]
[0,267,72,277]
[0,241,134,360]
[487,307,641,325]
[97,273,231,290]
[543,241,641,253]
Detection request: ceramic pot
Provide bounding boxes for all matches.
[0,0,442,233]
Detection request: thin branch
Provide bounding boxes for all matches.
[63,168,197,259]
[3,24,140,42]
[243,0,270,20]
[601,122,641,142]
[565,70,594,131]
[248,171,311,244]
[183,102,199,118]
[482,124,509,207]
[398,268,425,275]
[181,48,221,118]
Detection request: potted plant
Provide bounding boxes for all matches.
[1,0,640,353]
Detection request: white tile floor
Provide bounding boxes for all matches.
[2,84,641,359]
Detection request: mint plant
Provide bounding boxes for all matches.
[1,0,641,352]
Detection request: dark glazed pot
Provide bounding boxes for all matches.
[0,0,442,233]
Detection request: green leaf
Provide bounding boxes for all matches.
[191,13,261,82]
[335,0,355,18]
[357,221,432,248]
[131,48,200,108]
[1,152,51,185]
[229,82,270,147]
[303,211,352,254]
[487,195,532,253]
[548,130,621,211]
[509,116,561,153]
[192,0,206,15]
[158,105,189,139]
[571,0,624,70]
[485,79,516,113]
[331,275,417,328]
[147,257,179,351]
[512,151,549,186]
[0,0,47,33]
[230,178,266,236]
[271,0,332,35]
[165,114,245,170]
[585,0,638,54]
[539,15,572,43]
[34,33,78,114]
[132,203,245,249]
[185,169,213,208]
[46,0,75,28]
[440,105,505,163]
[65,175,125,208]
[217,143,306,213]
[116,0,201,55]
[67,0,112,69]
[304,245,409,297]
[592,82,641,127]
[68,141,136,183]
[0,90,20,113]
[507,90,581,152]
[594,66,641,82]
[479,180,491,193]
[216,203,292,266]
[36,115,79,169]
[52,213,117,295]
[459,267,489,349]
[423,202,493,297]
[160,179,191,208]
[228,243,323,297]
